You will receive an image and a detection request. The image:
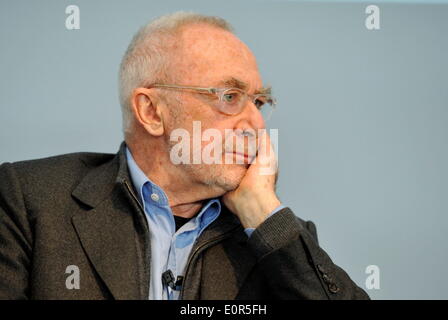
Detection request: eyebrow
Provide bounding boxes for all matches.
[217,77,272,95]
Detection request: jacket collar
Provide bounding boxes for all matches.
[71,141,134,208]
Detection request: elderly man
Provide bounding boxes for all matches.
[0,12,369,300]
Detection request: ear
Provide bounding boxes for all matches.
[130,87,165,137]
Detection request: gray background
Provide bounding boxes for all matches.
[1,0,447,299]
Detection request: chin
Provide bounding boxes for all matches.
[183,163,248,193]
[215,164,247,191]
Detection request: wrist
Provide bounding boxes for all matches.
[236,192,280,229]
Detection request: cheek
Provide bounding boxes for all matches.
[199,122,231,152]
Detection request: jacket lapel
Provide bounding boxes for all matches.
[71,142,148,300]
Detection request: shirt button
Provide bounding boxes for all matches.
[151,193,159,202]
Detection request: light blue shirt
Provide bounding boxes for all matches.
[125,147,285,300]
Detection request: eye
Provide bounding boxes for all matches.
[222,92,239,104]
[254,97,267,109]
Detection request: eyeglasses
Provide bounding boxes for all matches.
[147,84,277,119]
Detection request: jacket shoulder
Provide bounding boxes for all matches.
[2,151,114,178]
[0,151,116,206]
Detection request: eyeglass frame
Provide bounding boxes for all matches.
[146,83,277,117]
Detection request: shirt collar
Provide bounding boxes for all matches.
[126,146,170,206]
[125,146,221,223]
[195,198,221,230]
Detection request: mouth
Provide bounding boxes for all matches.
[225,151,256,164]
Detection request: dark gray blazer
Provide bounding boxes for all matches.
[0,142,369,300]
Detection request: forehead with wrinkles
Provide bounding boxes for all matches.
[169,23,261,90]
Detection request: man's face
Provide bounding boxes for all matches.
[165,24,266,192]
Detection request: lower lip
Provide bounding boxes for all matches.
[228,152,253,163]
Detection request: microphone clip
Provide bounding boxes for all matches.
[162,270,184,291]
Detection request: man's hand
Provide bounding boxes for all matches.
[222,131,281,229]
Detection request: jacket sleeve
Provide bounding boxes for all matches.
[246,207,370,300]
[0,163,33,299]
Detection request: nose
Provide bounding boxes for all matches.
[240,98,266,131]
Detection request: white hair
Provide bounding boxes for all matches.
[118,11,234,137]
